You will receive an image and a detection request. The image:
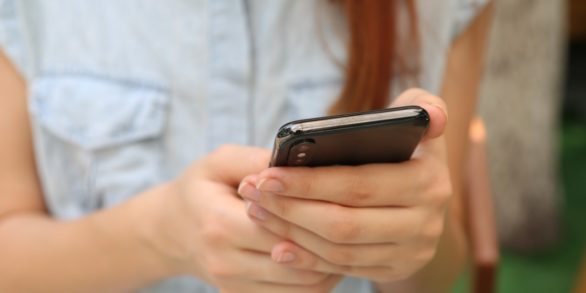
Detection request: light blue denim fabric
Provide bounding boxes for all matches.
[0,0,487,292]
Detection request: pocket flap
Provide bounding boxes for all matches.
[29,75,170,150]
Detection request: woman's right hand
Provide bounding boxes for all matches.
[145,145,340,293]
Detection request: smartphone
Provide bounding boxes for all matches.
[269,106,429,167]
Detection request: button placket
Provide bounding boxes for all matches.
[206,0,254,151]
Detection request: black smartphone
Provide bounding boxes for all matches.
[269,106,430,167]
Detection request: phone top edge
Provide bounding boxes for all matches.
[276,106,428,140]
[270,106,430,167]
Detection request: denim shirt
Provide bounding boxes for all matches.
[0,0,486,292]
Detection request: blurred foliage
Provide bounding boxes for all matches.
[454,119,586,293]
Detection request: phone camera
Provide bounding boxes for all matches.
[288,140,315,166]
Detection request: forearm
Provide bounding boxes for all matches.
[0,184,173,293]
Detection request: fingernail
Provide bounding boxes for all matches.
[238,182,261,201]
[257,178,284,193]
[427,102,448,118]
[275,251,296,263]
[247,202,268,221]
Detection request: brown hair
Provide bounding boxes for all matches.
[331,0,419,114]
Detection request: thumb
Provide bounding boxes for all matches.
[390,88,448,141]
[200,145,271,186]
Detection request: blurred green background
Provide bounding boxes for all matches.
[454,39,586,293]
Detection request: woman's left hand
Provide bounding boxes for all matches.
[238,89,452,283]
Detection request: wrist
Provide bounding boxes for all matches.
[120,181,186,279]
[131,180,195,278]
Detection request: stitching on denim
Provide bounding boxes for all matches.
[39,71,169,94]
[290,77,342,92]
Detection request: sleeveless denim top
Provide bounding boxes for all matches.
[0,0,487,292]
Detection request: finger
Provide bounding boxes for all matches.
[235,205,283,252]
[390,89,449,162]
[219,274,342,293]
[265,217,406,268]
[246,205,419,267]
[221,189,283,252]
[270,241,403,281]
[247,197,430,245]
[247,161,430,207]
[225,249,330,286]
[271,240,350,274]
[390,88,448,141]
[202,145,271,186]
[238,175,262,201]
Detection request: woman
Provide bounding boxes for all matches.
[0,0,493,292]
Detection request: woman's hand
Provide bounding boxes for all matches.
[238,89,452,283]
[146,145,341,292]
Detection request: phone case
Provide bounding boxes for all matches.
[270,106,429,167]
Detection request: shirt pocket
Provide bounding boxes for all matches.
[29,74,170,219]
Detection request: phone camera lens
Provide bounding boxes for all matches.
[288,140,315,166]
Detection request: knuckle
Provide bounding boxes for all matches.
[324,247,355,265]
[324,215,361,243]
[333,264,354,275]
[422,164,452,206]
[409,212,444,246]
[416,246,438,265]
[297,250,322,271]
[201,220,229,244]
[345,176,373,205]
[270,196,289,217]
[299,175,316,198]
[412,159,432,188]
[277,221,293,239]
[422,218,445,243]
